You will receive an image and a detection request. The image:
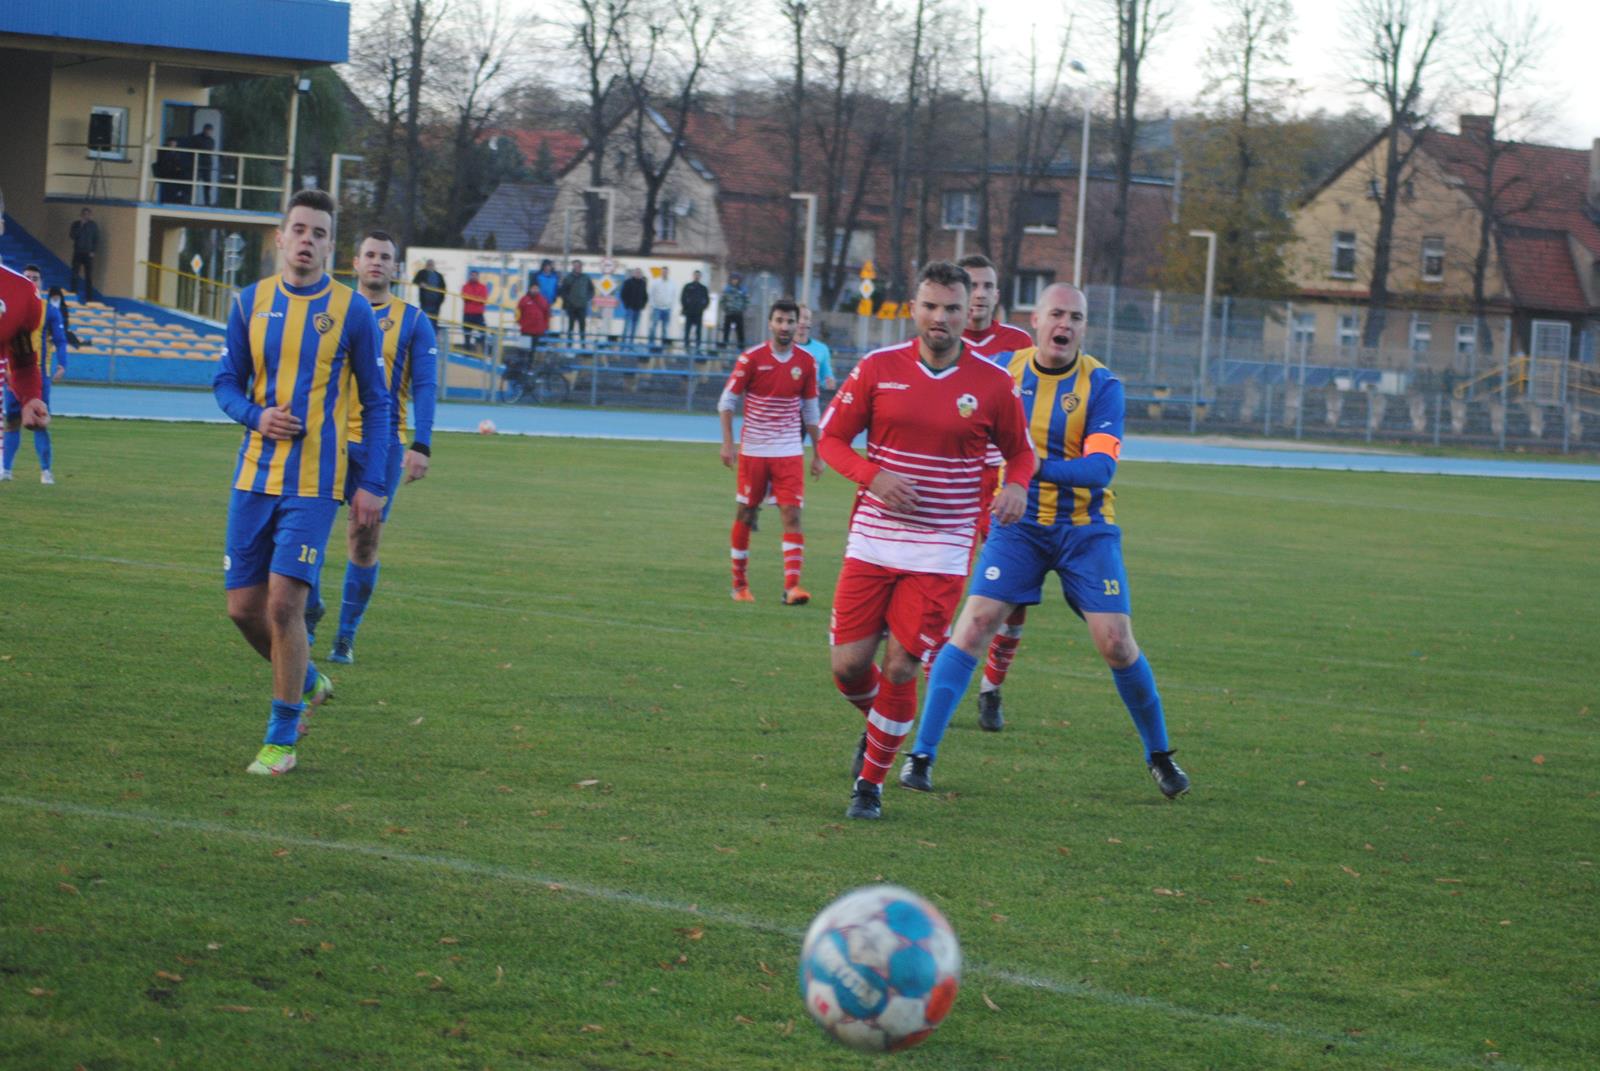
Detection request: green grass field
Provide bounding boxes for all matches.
[3,418,1597,1070]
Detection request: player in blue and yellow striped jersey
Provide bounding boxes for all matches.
[1,264,68,484]
[900,283,1191,799]
[305,229,438,665]
[213,189,390,777]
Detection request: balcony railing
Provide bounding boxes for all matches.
[54,142,289,213]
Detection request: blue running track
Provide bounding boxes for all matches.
[51,385,1600,483]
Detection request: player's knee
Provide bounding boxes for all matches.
[1096,629,1139,668]
[265,593,305,633]
[737,505,760,527]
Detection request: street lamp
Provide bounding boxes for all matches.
[328,153,365,265]
[1189,229,1217,392]
[1069,59,1091,288]
[789,192,817,304]
[584,186,615,258]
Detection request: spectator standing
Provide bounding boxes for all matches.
[190,123,217,206]
[648,267,675,347]
[680,269,710,350]
[719,272,750,350]
[460,269,489,351]
[517,273,550,356]
[619,267,648,346]
[798,305,836,390]
[532,258,561,333]
[412,259,446,329]
[68,208,99,301]
[558,259,594,342]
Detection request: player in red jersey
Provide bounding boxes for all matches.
[0,264,50,432]
[817,261,1036,820]
[719,298,823,604]
[959,254,1043,732]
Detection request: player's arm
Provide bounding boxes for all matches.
[716,355,748,468]
[212,291,293,437]
[1038,376,1123,489]
[46,305,68,379]
[990,383,1038,525]
[404,314,439,483]
[347,303,391,526]
[802,357,824,477]
[8,311,48,427]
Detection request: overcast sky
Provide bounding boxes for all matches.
[986,0,1594,147]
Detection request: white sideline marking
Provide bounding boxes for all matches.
[3,794,1539,1070]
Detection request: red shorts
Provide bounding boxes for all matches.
[736,453,805,508]
[828,557,964,660]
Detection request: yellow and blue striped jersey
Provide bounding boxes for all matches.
[1005,348,1124,527]
[348,299,439,448]
[214,273,389,500]
[31,303,69,378]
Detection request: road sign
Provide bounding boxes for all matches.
[856,297,873,316]
[189,254,203,274]
[876,301,899,320]
[859,260,876,280]
[858,279,875,299]
[223,232,245,254]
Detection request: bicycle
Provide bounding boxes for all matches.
[501,349,573,405]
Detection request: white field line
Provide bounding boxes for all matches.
[3,793,1540,1071]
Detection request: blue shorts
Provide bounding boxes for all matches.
[3,377,50,420]
[224,489,341,590]
[345,439,403,522]
[968,521,1132,616]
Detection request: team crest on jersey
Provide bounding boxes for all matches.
[790,365,801,379]
[314,313,336,334]
[1061,393,1081,414]
[379,317,395,332]
[956,392,978,418]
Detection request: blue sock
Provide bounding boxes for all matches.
[338,560,380,639]
[266,699,305,746]
[2,429,17,469]
[34,429,51,470]
[909,645,980,760]
[1111,654,1170,760]
[302,660,320,696]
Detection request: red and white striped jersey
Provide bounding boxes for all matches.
[965,322,1035,468]
[722,342,819,458]
[819,339,1035,575]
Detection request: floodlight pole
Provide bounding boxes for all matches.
[1070,60,1091,288]
[1189,229,1218,392]
[790,192,817,303]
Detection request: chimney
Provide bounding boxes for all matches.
[1591,138,1600,213]
[1459,114,1494,142]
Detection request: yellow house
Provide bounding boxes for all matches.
[1282,117,1600,376]
[0,2,351,307]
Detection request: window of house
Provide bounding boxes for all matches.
[1531,319,1572,360]
[1013,270,1056,309]
[1338,313,1360,357]
[1292,312,1316,353]
[1021,191,1060,232]
[1410,318,1432,354]
[1422,236,1445,281]
[1331,232,1357,278]
[88,105,130,161]
[1455,323,1477,357]
[655,205,678,242]
[941,191,979,230]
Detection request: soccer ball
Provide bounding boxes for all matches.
[798,884,961,1052]
[477,418,497,435]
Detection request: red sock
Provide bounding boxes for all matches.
[860,676,917,785]
[833,664,880,715]
[781,532,804,589]
[730,520,751,589]
[983,606,1028,687]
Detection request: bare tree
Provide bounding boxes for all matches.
[402,0,450,249]
[1106,0,1177,288]
[885,0,929,301]
[347,2,409,224]
[573,0,631,251]
[997,26,1076,297]
[972,9,994,258]
[1347,0,1445,347]
[1460,5,1550,360]
[809,0,895,309]
[619,0,727,255]
[438,0,526,244]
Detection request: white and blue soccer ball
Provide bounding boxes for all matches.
[798,884,961,1052]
